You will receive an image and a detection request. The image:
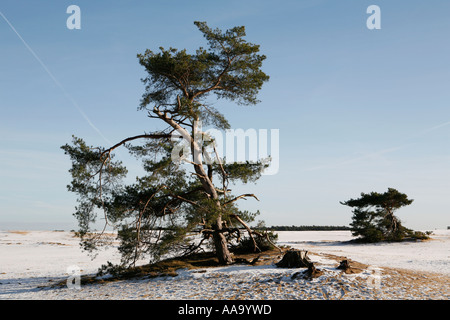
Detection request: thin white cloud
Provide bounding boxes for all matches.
[304,145,407,172]
[304,119,449,172]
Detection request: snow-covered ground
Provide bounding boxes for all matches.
[0,229,448,300]
[276,230,450,275]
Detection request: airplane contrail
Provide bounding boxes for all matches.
[303,118,450,172]
[0,10,112,145]
[416,121,450,136]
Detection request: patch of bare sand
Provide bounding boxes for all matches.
[7,231,30,235]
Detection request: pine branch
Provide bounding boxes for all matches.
[223,194,259,206]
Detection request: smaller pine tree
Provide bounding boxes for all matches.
[341,188,429,242]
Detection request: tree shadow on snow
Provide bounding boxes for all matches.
[0,276,69,296]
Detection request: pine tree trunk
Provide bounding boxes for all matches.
[211,213,233,265]
[195,171,233,264]
[191,120,234,265]
[213,229,233,265]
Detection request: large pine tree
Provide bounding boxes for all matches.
[61,21,270,266]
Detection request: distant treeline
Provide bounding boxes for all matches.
[265,225,352,231]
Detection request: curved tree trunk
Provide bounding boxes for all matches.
[213,223,233,265]
[156,109,234,265]
[192,119,233,265]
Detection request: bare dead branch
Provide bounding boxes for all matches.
[180,237,208,257]
[223,194,260,206]
[253,229,282,253]
[230,214,260,252]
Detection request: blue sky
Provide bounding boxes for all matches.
[1,0,449,230]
